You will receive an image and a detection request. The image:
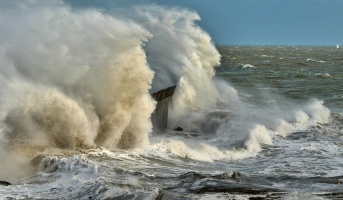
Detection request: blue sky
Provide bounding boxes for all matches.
[153,0,343,45]
[66,0,343,45]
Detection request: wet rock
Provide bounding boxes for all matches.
[174,127,183,131]
[0,181,12,186]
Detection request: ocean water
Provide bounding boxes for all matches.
[0,2,343,200]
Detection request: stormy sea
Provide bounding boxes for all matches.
[0,1,342,199]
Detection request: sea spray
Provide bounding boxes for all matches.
[131,7,223,129]
[0,1,156,148]
[4,83,97,149]
[0,1,156,181]
[0,0,225,182]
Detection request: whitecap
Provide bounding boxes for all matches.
[239,64,256,69]
[315,73,332,78]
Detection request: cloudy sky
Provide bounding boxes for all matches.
[66,0,343,45]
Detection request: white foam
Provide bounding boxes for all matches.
[242,124,272,152]
[303,99,330,124]
[315,73,332,78]
[163,96,332,161]
[39,156,99,178]
[0,155,101,199]
[272,119,293,137]
[283,191,327,200]
[240,64,256,69]
[99,187,130,199]
[152,138,264,162]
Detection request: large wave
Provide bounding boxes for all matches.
[0,1,331,183]
[0,1,222,181]
[0,1,153,181]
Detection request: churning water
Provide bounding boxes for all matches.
[0,1,342,199]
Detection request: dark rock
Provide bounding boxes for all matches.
[174,127,183,131]
[0,181,12,186]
